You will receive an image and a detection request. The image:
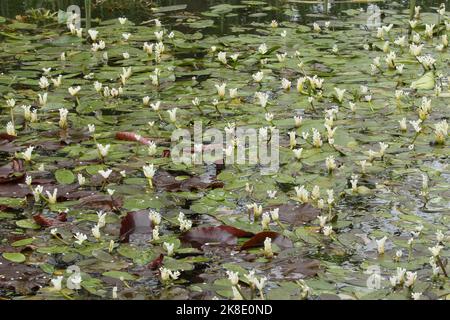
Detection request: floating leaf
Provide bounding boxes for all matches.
[2,252,26,263]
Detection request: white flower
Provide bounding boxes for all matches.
[92,224,101,239]
[417,55,436,70]
[51,75,62,88]
[96,144,110,158]
[428,245,443,257]
[20,146,34,162]
[229,88,238,99]
[77,173,86,186]
[399,118,407,131]
[425,24,435,38]
[226,270,239,286]
[276,52,287,62]
[436,230,445,242]
[326,189,334,205]
[318,215,327,228]
[215,83,227,98]
[154,31,164,41]
[294,185,309,203]
[253,276,267,292]
[68,86,81,97]
[334,87,346,103]
[151,101,161,111]
[74,232,87,245]
[6,121,16,136]
[159,267,180,282]
[152,226,160,241]
[39,76,50,89]
[281,78,291,90]
[118,17,127,25]
[122,52,130,59]
[252,71,264,83]
[409,20,418,29]
[389,276,398,287]
[261,212,271,230]
[147,141,157,156]
[270,20,278,28]
[143,164,156,179]
[45,189,58,204]
[51,276,64,291]
[313,22,321,32]
[167,108,178,123]
[164,242,175,256]
[35,93,46,108]
[394,36,407,47]
[178,212,192,231]
[350,174,358,192]
[149,210,161,226]
[312,128,322,148]
[409,44,423,56]
[293,148,303,160]
[143,42,154,55]
[325,155,336,172]
[411,292,422,300]
[409,119,422,133]
[258,43,268,55]
[255,92,269,108]
[217,51,227,64]
[263,237,273,258]
[376,236,387,254]
[98,169,112,180]
[294,116,302,127]
[269,209,279,222]
[434,120,448,144]
[323,225,333,236]
[396,267,407,283]
[265,113,274,122]
[404,272,417,288]
[122,33,131,41]
[385,51,396,69]
[96,212,107,228]
[88,29,98,41]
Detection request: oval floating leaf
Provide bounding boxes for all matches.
[3,252,26,263]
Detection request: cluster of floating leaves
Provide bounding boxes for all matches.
[0,2,449,300]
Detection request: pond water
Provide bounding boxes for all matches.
[0,0,449,300]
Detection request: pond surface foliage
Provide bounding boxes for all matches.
[0,1,449,300]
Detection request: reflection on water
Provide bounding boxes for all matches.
[0,0,448,31]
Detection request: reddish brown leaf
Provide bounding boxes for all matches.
[181,226,253,249]
[115,132,153,146]
[215,226,254,238]
[56,212,67,222]
[33,214,64,228]
[148,254,164,270]
[120,211,153,243]
[0,159,24,183]
[240,231,293,250]
[0,133,17,142]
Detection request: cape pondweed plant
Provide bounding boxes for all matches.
[0,2,448,301]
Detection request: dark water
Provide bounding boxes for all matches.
[1,0,448,30]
